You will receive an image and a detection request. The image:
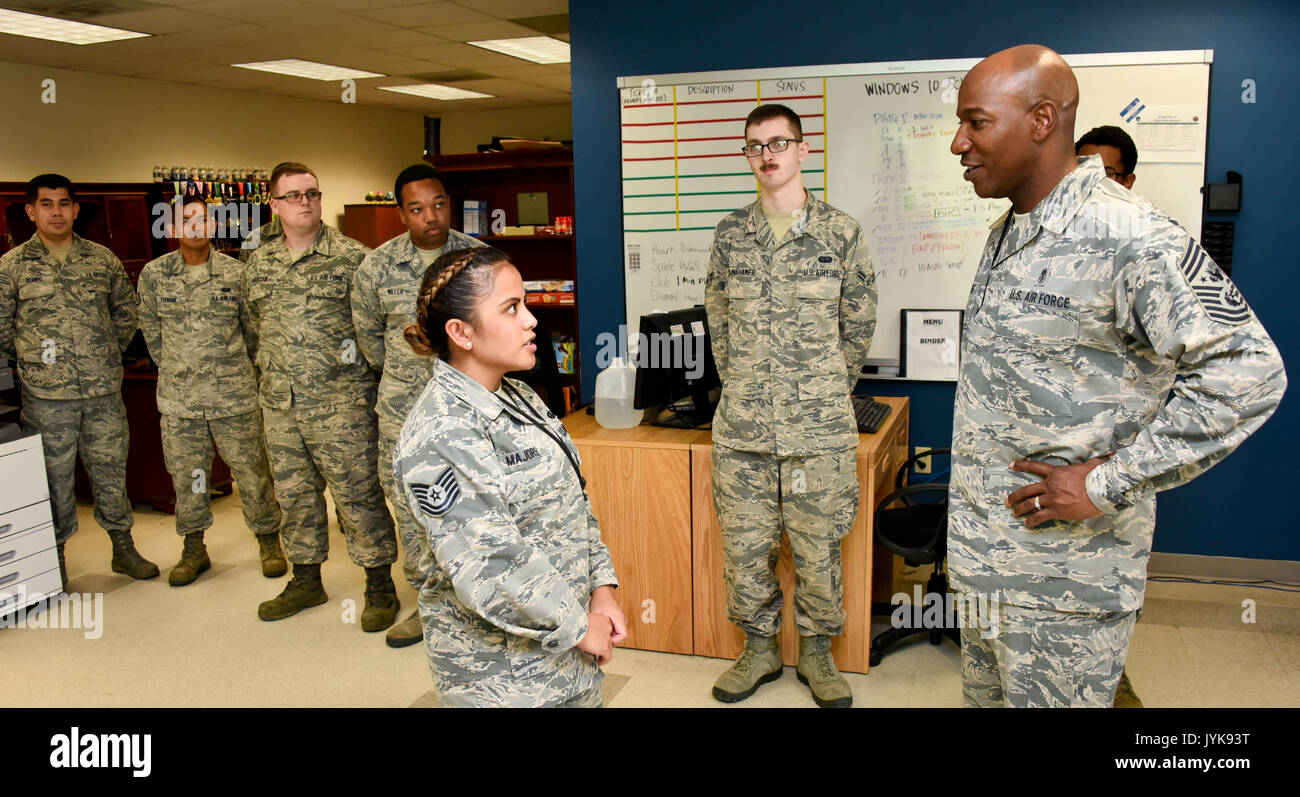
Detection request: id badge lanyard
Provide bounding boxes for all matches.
[495,381,588,493]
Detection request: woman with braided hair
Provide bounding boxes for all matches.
[393,246,626,707]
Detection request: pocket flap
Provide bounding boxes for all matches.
[798,374,846,400]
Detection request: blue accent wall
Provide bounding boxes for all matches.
[570,0,1298,561]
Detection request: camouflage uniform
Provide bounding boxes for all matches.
[0,233,137,543]
[137,248,280,538]
[704,191,877,637]
[243,224,396,567]
[395,359,619,707]
[949,156,1287,706]
[351,229,484,588]
[239,218,281,262]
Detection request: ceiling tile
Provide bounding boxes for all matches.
[425,20,539,41]
[78,7,231,34]
[310,28,448,49]
[457,0,570,17]
[349,2,493,27]
[475,63,561,79]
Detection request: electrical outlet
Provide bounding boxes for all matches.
[914,446,932,475]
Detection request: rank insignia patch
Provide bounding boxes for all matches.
[1178,239,1251,325]
[410,466,460,518]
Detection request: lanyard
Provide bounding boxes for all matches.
[495,381,587,492]
[973,211,1013,319]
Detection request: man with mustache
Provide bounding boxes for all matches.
[705,103,877,708]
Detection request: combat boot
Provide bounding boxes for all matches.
[712,634,782,703]
[57,543,67,588]
[386,609,423,648]
[1113,670,1143,708]
[257,563,327,621]
[361,565,399,632]
[108,530,159,580]
[256,532,287,578]
[797,635,852,708]
[168,531,211,586]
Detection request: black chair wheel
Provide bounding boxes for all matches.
[869,649,882,667]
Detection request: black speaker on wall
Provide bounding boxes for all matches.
[424,116,441,156]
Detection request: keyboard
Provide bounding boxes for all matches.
[852,396,892,433]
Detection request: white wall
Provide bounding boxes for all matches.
[0,61,572,228]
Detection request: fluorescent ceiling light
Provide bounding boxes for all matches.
[0,8,148,45]
[468,36,569,64]
[378,84,493,100]
[231,59,384,81]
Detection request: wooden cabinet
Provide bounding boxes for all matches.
[343,204,407,249]
[569,417,700,654]
[427,150,580,410]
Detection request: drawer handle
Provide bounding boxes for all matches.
[0,524,11,535]
[0,593,16,610]
[0,571,19,587]
[0,550,14,564]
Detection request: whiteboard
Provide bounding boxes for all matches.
[617,51,1211,375]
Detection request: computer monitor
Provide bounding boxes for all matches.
[632,305,722,429]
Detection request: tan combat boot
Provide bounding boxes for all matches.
[1113,670,1143,708]
[712,634,782,703]
[797,635,852,708]
[168,531,211,586]
[256,533,288,578]
[386,609,423,648]
[108,530,159,580]
[361,565,399,632]
[258,563,327,621]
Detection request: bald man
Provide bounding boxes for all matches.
[947,45,1286,707]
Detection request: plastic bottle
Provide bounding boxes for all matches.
[594,357,643,429]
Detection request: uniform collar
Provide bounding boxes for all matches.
[987,155,1106,232]
[20,231,91,262]
[266,222,334,262]
[160,247,220,280]
[986,155,1106,263]
[434,358,507,421]
[743,189,821,248]
[433,358,545,425]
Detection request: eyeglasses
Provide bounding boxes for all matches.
[741,138,801,157]
[271,190,323,204]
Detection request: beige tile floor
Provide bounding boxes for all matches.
[2,487,1297,708]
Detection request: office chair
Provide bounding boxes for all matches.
[869,447,960,666]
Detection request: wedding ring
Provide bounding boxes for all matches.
[1034,496,1042,511]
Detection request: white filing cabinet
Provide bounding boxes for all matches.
[0,432,61,618]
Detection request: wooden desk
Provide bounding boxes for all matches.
[565,416,701,655]
[564,395,909,673]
